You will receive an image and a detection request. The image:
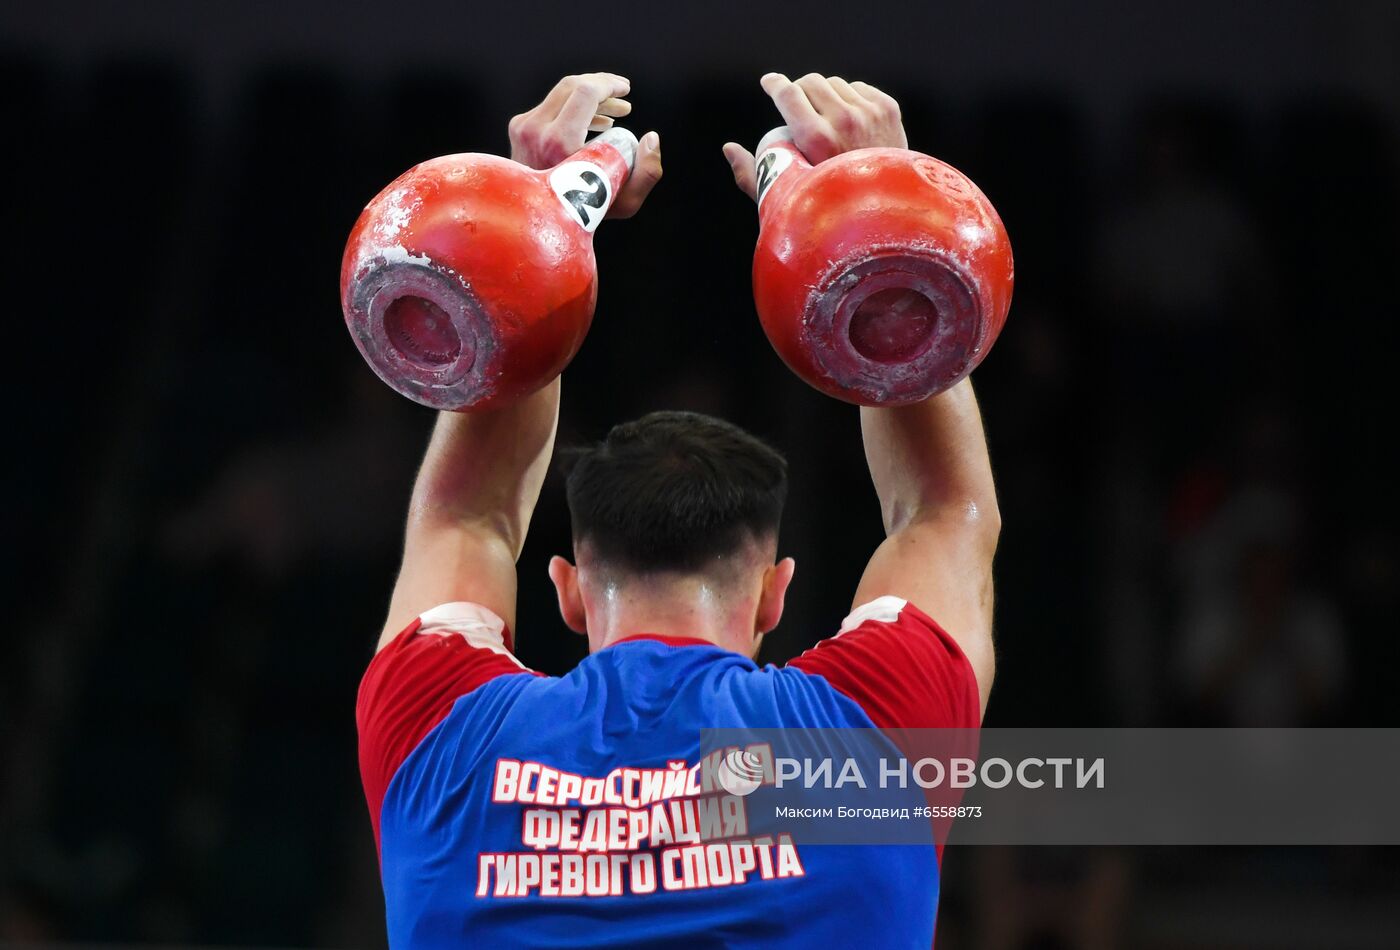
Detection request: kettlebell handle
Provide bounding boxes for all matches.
[583,127,639,175]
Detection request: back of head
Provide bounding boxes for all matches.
[564,411,788,577]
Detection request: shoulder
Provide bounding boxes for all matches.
[784,596,981,729]
[357,602,544,852]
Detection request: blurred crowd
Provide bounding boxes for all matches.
[2,56,1398,948]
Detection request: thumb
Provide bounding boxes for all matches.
[722,142,758,202]
[608,130,662,219]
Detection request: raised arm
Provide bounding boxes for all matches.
[378,74,662,649]
[854,384,999,713]
[379,382,560,647]
[725,74,998,717]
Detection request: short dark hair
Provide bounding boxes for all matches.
[563,411,788,575]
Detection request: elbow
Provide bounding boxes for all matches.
[977,496,1002,547]
[898,495,1000,555]
[961,496,1001,561]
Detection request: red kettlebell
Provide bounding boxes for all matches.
[340,128,637,411]
[750,127,1013,406]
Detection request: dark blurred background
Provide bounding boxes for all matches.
[2,0,1399,946]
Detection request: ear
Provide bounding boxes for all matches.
[755,556,796,636]
[548,555,588,635]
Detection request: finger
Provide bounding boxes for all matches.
[795,73,847,115]
[596,96,632,118]
[609,130,663,219]
[760,72,822,130]
[588,115,615,132]
[851,80,900,117]
[828,76,867,106]
[722,142,758,202]
[556,75,630,142]
[536,72,631,122]
[532,75,583,120]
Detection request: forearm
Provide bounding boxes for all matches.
[406,377,561,555]
[379,379,559,642]
[860,378,999,539]
[855,378,999,712]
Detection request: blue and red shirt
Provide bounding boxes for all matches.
[357,596,979,948]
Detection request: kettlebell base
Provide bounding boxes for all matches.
[803,251,983,406]
[345,261,497,411]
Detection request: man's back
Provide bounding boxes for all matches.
[359,599,978,948]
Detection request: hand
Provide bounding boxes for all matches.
[723,72,907,201]
[508,72,663,219]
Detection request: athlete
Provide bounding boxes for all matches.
[357,72,999,948]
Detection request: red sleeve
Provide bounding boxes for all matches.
[786,596,981,729]
[356,602,540,852]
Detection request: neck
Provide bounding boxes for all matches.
[584,573,757,656]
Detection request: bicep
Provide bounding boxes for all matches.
[852,516,996,714]
[380,522,519,651]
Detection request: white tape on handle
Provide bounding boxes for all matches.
[754,126,798,209]
[591,126,638,173]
